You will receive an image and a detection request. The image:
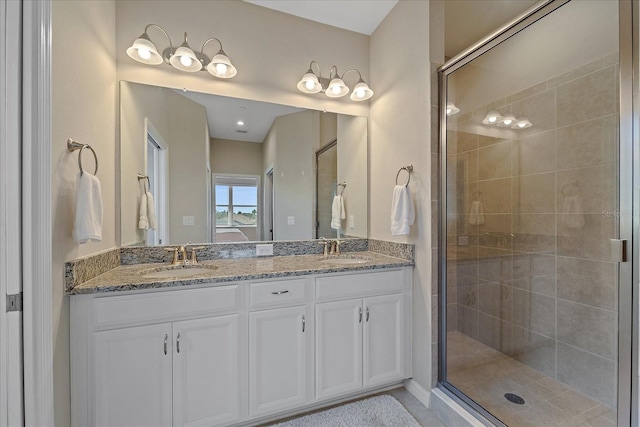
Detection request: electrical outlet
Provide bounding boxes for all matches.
[349,215,355,229]
[287,216,295,225]
[458,235,469,246]
[183,216,194,226]
[256,244,273,257]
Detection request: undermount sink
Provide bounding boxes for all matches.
[139,264,218,279]
[320,255,372,265]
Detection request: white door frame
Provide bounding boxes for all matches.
[21,0,54,425]
[1,0,24,425]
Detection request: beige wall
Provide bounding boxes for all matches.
[337,115,368,238]
[270,110,318,240]
[370,0,433,390]
[210,138,263,176]
[115,1,369,118]
[120,82,209,245]
[51,2,117,426]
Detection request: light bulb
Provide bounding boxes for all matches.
[518,122,526,128]
[138,48,151,60]
[216,63,228,75]
[446,107,452,115]
[488,116,497,123]
[305,79,315,90]
[237,120,244,126]
[355,87,365,98]
[503,118,513,125]
[180,55,192,67]
[332,85,341,95]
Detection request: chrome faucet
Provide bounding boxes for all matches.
[328,239,342,256]
[318,238,330,257]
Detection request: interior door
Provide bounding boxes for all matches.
[0,0,24,424]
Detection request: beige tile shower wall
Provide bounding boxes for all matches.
[448,54,619,407]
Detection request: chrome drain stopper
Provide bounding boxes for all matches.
[504,393,525,405]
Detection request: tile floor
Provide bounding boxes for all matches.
[447,331,616,427]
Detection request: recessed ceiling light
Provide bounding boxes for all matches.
[237,120,245,126]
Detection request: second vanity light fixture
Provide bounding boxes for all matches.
[482,110,532,129]
[297,61,373,101]
[126,24,237,79]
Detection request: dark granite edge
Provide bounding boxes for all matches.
[368,239,415,262]
[64,248,120,293]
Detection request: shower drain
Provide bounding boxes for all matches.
[504,393,525,405]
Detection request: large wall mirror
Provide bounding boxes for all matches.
[120,81,368,246]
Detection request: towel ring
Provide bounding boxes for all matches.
[395,165,413,187]
[67,138,98,176]
[336,182,346,196]
[137,173,151,192]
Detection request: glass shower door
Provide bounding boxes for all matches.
[439,1,633,425]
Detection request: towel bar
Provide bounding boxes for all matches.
[67,138,98,176]
[395,165,413,187]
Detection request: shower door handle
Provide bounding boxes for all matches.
[611,239,627,262]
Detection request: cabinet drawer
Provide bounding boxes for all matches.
[93,285,241,330]
[250,278,307,310]
[316,269,404,301]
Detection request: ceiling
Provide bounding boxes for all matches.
[178,90,303,143]
[191,0,539,142]
[243,0,398,35]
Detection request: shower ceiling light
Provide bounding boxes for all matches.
[126,24,237,79]
[446,102,460,116]
[482,110,502,124]
[497,114,516,127]
[511,117,532,129]
[296,61,373,102]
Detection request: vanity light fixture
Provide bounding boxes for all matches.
[126,24,237,79]
[511,117,532,129]
[482,110,502,125]
[446,102,460,116]
[497,114,516,127]
[297,61,373,101]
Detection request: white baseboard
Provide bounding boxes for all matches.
[403,379,431,408]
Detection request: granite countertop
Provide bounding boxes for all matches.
[69,251,413,295]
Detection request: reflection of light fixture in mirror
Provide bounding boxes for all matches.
[126,24,237,79]
[482,110,502,124]
[497,114,516,127]
[511,117,532,129]
[296,61,373,101]
[446,102,460,116]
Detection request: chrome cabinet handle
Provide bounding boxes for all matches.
[359,307,362,323]
[272,290,289,295]
[366,307,370,322]
[176,332,181,354]
[302,315,306,333]
[164,334,168,355]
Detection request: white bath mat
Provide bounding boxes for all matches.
[270,395,421,427]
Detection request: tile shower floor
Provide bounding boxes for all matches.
[447,331,616,427]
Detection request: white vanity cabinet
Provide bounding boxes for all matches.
[71,265,411,427]
[71,285,245,427]
[315,269,408,401]
[248,278,312,418]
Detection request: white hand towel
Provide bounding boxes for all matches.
[73,172,103,243]
[468,200,485,225]
[390,185,414,236]
[331,195,346,230]
[146,191,158,230]
[138,192,149,230]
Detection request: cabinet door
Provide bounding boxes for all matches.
[94,323,172,427]
[363,293,404,387]
[249,306,308,417]
[315,299,363,400]
[173,315,241,427]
